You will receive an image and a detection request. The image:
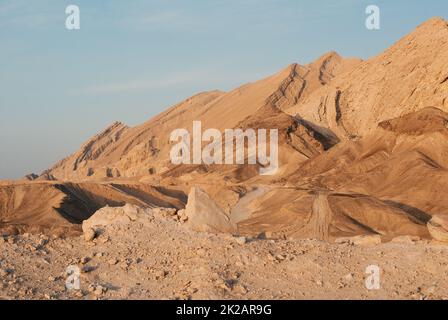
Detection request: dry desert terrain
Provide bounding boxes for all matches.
[2,17,448,300]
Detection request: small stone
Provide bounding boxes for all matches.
[81,265,95,273]
[48,276,56,282]
[265,231,274,239]
[108,258,119,265]
[275,254,286,261]
[166,208,178,216]
[84,228,96,242]
[186,287,198,294]
[235,236,247,245]
[99,236,110,244]
[267,254,276,261]
[234,284,248,294]
[344,273,354,282]
[120,259,131,270]
[80,256,90,264]
[216,279,230,291]
[94,285,106,296]
[155,270,168,280]
[257,232,267,240]
[38,235,49,247]
[177,209,188,222]
[0,269,10,278]
[37,239,47,247]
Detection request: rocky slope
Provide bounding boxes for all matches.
[2,205,448,300]
[289,17,448,139]
[2,17,448,243]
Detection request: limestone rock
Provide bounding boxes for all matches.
[83,228,96,242]
[177,209,188,222]
[184,187,237,233]
[428,215,448,243]
[235,236,247,245]
[82,204,147,234]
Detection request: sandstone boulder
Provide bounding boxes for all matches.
[82,204,180,237]
[177,209,188,222]
[185,187,237,233]
[83,204,140,233]
[83,228,96,242]
[427,215,448,243]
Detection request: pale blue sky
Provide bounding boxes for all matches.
[1,0,447,179]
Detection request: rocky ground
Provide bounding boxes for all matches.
[1,206,448,300]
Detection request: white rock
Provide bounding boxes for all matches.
[235,236,247,245]
[82,204,149,234]
[184,187,237,234]
[177,209,188,222]
[83,228,96,242]
[428,215,448,243]
[94,285,106,295]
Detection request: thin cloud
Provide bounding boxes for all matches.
[69,70,213,95]
[67,68,275,96]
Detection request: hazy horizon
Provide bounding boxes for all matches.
[1,0,447,179]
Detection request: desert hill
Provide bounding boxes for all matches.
[45,50,360,182]
[43,18,448,182]
[1,17,448,242]
[288,17,448,139]
[0,181,187,236]
[240,107,448,241]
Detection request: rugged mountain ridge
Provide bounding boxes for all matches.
[290,17,448,139]
[44,19,448,182]
[45,49,358,182]
[2,17,448,241]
